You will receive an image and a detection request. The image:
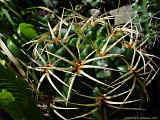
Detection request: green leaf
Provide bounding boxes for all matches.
[0,89,15,107]
[6,38,21,57]
[6,37,29,62]
[0,59,6,69]
[0,68,43,120]
[18,23,38,43]
[1,7,15,26]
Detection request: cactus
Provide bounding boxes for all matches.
[13,10,159,119]
[132,0,160,46]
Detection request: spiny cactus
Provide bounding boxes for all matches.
[132,0,160,46]
[23,10,158,119]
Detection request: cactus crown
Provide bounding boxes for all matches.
[24,10,158,119]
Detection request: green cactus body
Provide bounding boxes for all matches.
[26,12,158,119]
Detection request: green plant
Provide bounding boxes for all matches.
[0,65,43,120]
[132,0,160,46]
[21,10,159,119]
[0,89,15,107]
[0,1,159,119]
